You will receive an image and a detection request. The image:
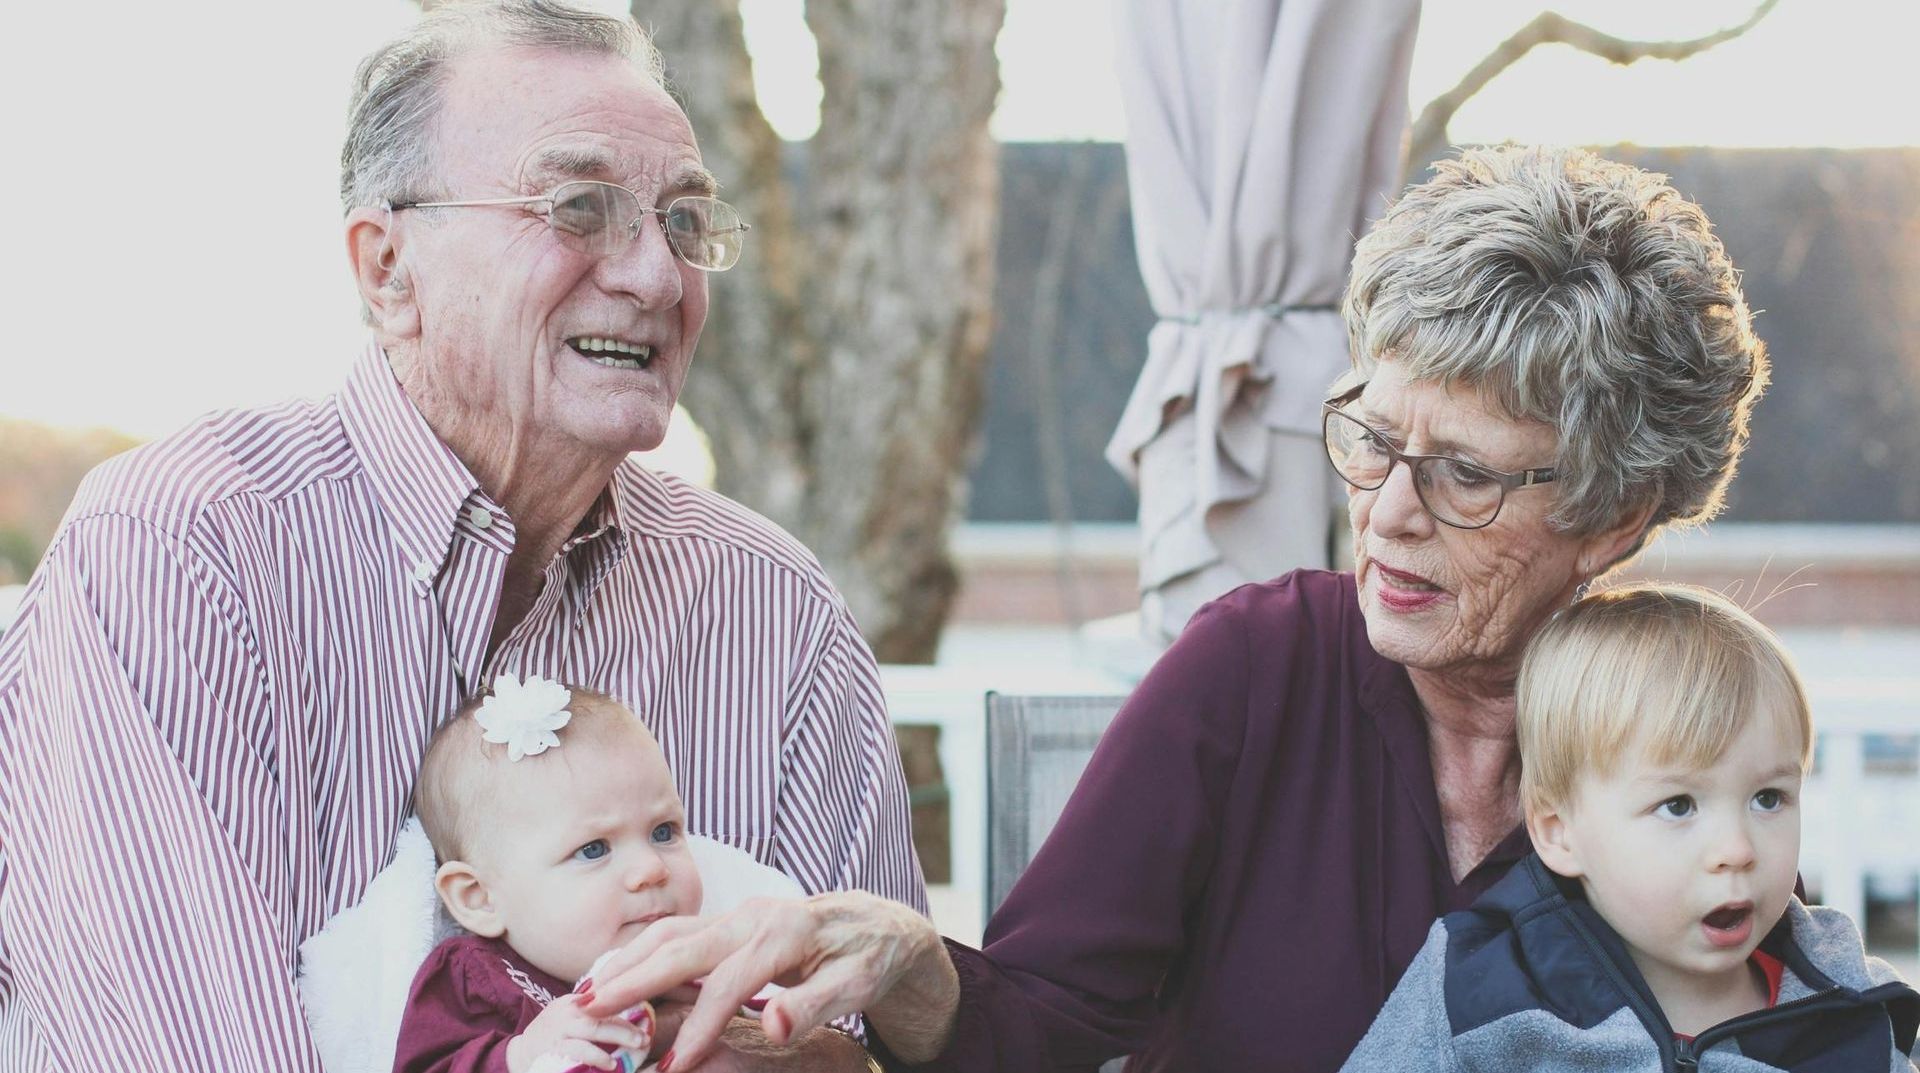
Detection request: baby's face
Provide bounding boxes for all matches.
[470,726,703,983]
[1543,705,1804,1009]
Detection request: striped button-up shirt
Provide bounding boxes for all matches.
[0,345,925,1070]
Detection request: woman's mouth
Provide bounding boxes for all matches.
[1702,902,1755,948]
[1372,562,1447,611]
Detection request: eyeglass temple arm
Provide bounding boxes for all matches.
[389,195,553,210]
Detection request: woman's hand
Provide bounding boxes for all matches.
[578,891,960,1071]
[505,994,653,1073]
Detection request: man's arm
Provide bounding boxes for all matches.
[0,513,320,1069]
[772,604,927,912]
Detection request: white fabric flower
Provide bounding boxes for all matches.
[474,672,574,762]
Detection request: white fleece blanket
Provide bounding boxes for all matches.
[297,820,802,1073]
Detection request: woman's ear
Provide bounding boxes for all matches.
[435,859,504,937]
[1575,500,1659,581]
[345,206,420,340]
[1527,804,1585,880]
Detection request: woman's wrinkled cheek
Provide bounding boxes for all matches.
[1448,537,1543,657]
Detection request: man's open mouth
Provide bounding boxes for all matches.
[568,336,654,369]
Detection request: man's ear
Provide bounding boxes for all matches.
[435,859,504,937]
[1527,803,1585,880]
[346,206,420,340]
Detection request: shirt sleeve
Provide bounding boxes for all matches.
[876,597,1257,1070]
[0,512,319,1069]
[772,603,928,914]
[393,942,518,1073]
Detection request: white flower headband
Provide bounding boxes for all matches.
[475,672,574,762]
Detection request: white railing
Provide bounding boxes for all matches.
[1800,677,1920,965]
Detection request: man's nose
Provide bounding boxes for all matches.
[596,214,684,311]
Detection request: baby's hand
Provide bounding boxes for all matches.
[506,994,654,1073]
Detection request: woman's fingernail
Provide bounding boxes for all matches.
[658,1050,676,1073]
[574,975,594,994]
[624,1005,653,1032]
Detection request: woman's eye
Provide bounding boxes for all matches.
[1438,458,1495,488]
[1654,795,1696,819]
[1753,788,1789,812]
[574,839,610,862]
[650,823,676,845]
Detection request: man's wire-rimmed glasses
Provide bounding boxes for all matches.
[1321,382,1557,530]
[390,180,750,272]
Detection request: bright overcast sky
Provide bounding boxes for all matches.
[2,0,1914,446]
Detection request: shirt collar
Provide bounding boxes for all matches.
[338,342,483,588]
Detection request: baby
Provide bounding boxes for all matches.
[394,674,701,1073]
[1343,583,1918,1071]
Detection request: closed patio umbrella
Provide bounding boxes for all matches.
[1106,0,1421,644]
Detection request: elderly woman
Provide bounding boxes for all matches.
[584,146,1768,1071]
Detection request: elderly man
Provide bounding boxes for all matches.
[0,3,920,1069]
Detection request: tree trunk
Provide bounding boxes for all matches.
[648,1,1006,663]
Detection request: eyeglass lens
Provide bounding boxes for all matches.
[547,181,745,271]
[1323,408,1506,527]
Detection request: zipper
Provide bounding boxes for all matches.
[1684,981,1917,1059]
[1524,864,1684,1069]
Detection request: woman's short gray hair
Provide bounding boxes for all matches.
[1343,145,1768,552]
[340,0,667,212]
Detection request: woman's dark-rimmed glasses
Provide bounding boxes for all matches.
[1321,382,1557,530]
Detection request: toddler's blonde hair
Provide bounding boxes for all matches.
[1517,583,1811,817]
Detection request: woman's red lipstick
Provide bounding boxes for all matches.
[1372,562,1446,613]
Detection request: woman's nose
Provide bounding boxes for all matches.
[1364,459,1434,541]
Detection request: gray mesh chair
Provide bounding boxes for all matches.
[984,692,1129,917]
[984,692,1132,1071]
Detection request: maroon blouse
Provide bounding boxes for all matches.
[883,570,1530,1072]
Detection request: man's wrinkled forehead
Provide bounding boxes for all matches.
[435,44,707,193]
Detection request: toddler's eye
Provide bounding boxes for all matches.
[1752,788,1789,812]
[1654,795,1696,819]
[574,839,610,862]
[650,823,676,845]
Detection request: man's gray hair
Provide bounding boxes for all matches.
[340,0,666,212]
[1343,145,1768,553]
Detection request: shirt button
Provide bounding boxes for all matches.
[412,561,435,583]
[469,507,494,530]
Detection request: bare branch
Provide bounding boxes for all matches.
[1407,0,1779,177]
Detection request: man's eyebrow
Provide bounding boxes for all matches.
[669,164,720,197]
[536,146,617,178]
[533,150,718,198]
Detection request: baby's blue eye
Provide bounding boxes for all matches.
[650,823,676,845]
[1654,795,1696,820]
[574,839,610,862]
[1753,788,1788,812]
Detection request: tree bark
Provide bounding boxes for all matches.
[649,1,1006,663]
[1407,0,1780,179]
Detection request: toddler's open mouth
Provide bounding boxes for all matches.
[1702,902,1755,948]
